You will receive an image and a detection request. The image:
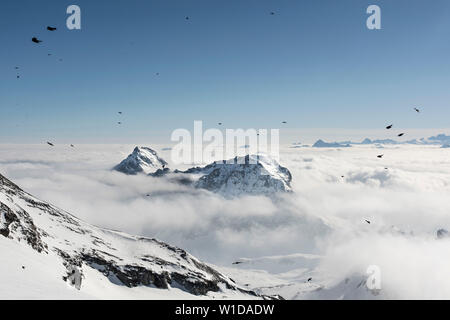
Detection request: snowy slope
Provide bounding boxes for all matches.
[0,173,266,299]
[113,147,168,175]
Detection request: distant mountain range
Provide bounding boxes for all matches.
[306,134,450,148]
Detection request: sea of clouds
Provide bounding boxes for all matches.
[1,143,450,299]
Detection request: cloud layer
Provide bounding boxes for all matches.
[1,143,450,298]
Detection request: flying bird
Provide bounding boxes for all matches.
[398,133,405,137]
[386,124,393,129]
[282,121,287,124]
[15,66,19,70]
[365,220,371,224]
[48,53,52,56]
[32,37,42,43]
[377,154,384,158]
[47,142,54,146]
[307,278,312,282]
[118,111,122,115]
[156,72,160,76]
[218,122,222,125]
[270,12,275,15]
[232,261,243,265]
[117,122,122,125]
[70,144,75,148]
[185,16,190,20]
[414,108,420,113]
[47,26,57,31]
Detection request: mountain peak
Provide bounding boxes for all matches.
[114,146,168,175]
[193,154,292,198]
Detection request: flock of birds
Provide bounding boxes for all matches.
[376,107,421,160]
[23,26,73,148]
[12,12,285,147]
[360,106,421,225]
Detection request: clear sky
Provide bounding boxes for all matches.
[1,0,450,143]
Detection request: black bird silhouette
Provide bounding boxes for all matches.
[414,107,420,113]
[282,121,287,124]
[47,26,57,31]
[48,53,52,56]
[156,72,160,76]
[365,220,371,224]
[377,154,384,158]
[218,122,222,125]
[32,37,42,43]
[70,144,75,147]
[15,66,19,70]
[185,16,190,20]
[232,261,243,265]
[385,167,388,170]
[16,75,20,79]
[386,124,393,129]
[341,175,345,178]
[307,277,312,282]
[47,142,54,146]
[118,111,122,114]
[270,12,275,15]
[118,122,122,125]
[398,133,405,137]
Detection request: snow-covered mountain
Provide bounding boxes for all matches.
[113,147,168,175]
[0,173,267,299]
[179,155,292,198]
[312,140,351,148]
[309,134,450,147]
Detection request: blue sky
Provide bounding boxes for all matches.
[1,0,450,143]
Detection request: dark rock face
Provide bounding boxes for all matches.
[0,202,47,253]
[149,167,171,177]
[437,228,449,239]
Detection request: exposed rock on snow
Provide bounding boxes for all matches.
[179,155,292,197]
[0,173,269,299]
[437,228,449,239]
[113,147,168,175]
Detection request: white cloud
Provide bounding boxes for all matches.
[1,143,450,298]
